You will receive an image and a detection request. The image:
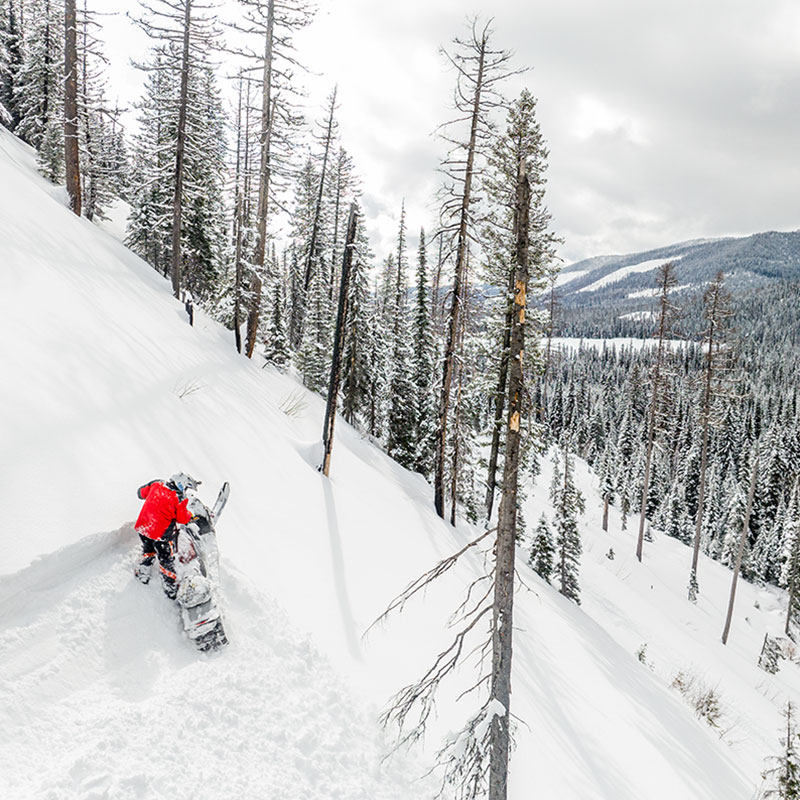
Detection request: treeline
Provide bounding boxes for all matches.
[1,1,561,528]
[0,0,129,216]
[540,273,800,633]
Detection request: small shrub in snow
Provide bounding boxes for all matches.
[693,687,723,728]
[173,378,204,399]
[671,669,727,732]
[606,548,615,560]
[635,643,648,664]
[759,634,783,675]
[279,389,308,418]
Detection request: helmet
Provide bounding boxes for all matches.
[170,472,200,497]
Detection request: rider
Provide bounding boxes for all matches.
[134,472,200,598]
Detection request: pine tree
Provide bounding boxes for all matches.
[598,443,615,532]
[781,484,800,638]
[14,0,63,179]
[0,0,23,128]
[298,252,331,394]
[689,271,735,602]
[292,86,338,348]
[341,211,375,426]
[263,278,290,368]
[433,20,518,521]
[636,261,679,561]
[529,514,554,582]
[551,447,585,604]
[127,51,226,301]
[762,702,800,799]
[412,227,436,476]
[481,87,556,521]
[387,203,417,470]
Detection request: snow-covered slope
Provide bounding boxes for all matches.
[0,126,792,799]
[556,232,800,306]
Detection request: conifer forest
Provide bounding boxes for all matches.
[2,1,800,798]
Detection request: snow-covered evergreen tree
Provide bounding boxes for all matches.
[781,484,800,638]
[263,278,290,369]
[412,228,436,476]
[387,205,417,470]
[341,213,375,427]
[13,0,62,179]
[127,49,226,301]
[551,447,585,604]
[529,514,554,583]
[762,702,800,799]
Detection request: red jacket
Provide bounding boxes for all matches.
[135,481,192,540]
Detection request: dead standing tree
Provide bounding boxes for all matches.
[63,0,81,215]
[373,158,535,800]
[721,451,759,644]
[688,270,735,601]
[290,85,338,349]
[233,0,313,357]
[482,88,556,523]
[320,203,357,476]
[636,261,679,562]
[433,18,522,522]
[488,157,531,800]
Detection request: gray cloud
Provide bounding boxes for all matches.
[106,0,800,265]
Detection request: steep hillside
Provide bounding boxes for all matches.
[0,127,791,799]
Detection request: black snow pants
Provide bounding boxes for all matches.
[139,532,177,594]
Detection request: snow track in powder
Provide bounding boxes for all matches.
[0,527,416,800]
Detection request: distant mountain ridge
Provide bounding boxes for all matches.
[557,230,800,308]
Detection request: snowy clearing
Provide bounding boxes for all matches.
[578,256,683,292]
[626,282,697,299]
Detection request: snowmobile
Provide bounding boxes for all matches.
[174,482,230,652]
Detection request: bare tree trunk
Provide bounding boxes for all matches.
[293,85,337,348]
[434,37,486,520]
[245,0,275,359]
[169,0,192,299]
[636,263,675,562]
[540,283,556,422]
[232,75,245,353]
[787,586,797,638]
[64,0,81,216]
[721,456,758,644]
[689,289,721,599]
[602,496,610,532]
[321,204,357,477]
[485,266,516,522]
[489,159,530,800]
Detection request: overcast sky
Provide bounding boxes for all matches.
[104,0,800,265]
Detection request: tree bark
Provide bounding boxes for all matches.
[293,86,336,348]
[321,204,357,477]
[485,265,516,522]
[63,0,81,216]
[689,284,721,599]
[169,0,192,299]
[245,0,275,359]
[540,284,556,422]
[434,36,486,520]
[489,158,530,800]
[232,75,245,354]
[721,457,758,644]
[636,263,674,561]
